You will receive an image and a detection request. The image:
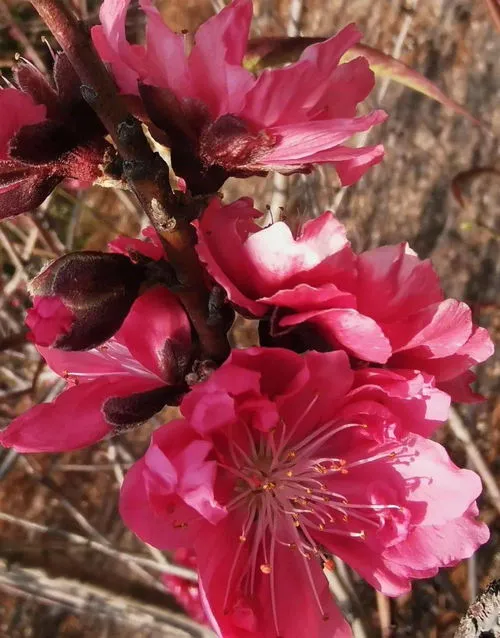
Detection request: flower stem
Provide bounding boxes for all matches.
[29,0,229,362]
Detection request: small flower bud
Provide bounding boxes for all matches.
[26,296,75,347]
[29,251,146,350]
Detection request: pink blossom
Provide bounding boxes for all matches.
[26,296,75,347]
[120,348,488,637]
[195,199,494,402]
[0,287,191,453]
[0,55,110,218]
[92,0,386,192]
[162,549,208,626]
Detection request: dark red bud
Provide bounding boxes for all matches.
[30,251,146,350]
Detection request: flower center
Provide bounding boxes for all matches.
[220,402,402,636]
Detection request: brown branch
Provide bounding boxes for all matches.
[0,558,213,638]
[29,0,229,362]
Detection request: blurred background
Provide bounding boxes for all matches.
[0,0,499,636]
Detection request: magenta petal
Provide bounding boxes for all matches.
[114,286,191,382]
[264,283,355,312]
[351,368,450,437]
[182,390,237,435]
[176,439,226,524]
[333,144,386,185]
[139,0,189,93]
[194,196,268,316]
[437,371,485,403]
[37,342,153,380]
[196,517,351,638]
[244,212,350,291]
[356,243,443,321]
[120,456,201,551]
[413,325,494,382]
[91,0,142,95]
[279,350,355,445]
[241,23,364,127]
[261,111,387,165]
[0,89,46,159]
[26,296,75,347]
[0,378,139,453]
[395,436,483,526]
[387,299,473,356]
[383,505,490,577]
[189,0,254,116]
[281,307,392,363]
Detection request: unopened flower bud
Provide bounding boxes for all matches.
[29,251,146,350]
[26,296,75,347]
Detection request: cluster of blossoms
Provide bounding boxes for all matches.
[0,0,493,636]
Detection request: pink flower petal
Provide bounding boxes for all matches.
[194,197,269,316]
[196,517,352,638]
[395,436,483,526]
[196,204,355,318]
[241,23,364,127]
[261,111,387,165]
[331,143,386,185]
[26,295,75,347]
[120,457,201,551]
[139,0,189,94]
[182,390,237,435]
[409,325,494,382]
[176,440,226,524]
[243,212,351,292]
[356,243,443,321]
[437,371,485,404]
[107,226,165,261]
[279,350,355,446]
[382,504,489,578]
[0,376,159,453]
[0,89,46,159]
[281,307,392,363]
[114,286,191,382]
[189,0,254,116]
[387,299,473,356]
[91,0,142,95]
[350,368,450,437]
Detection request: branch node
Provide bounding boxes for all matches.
[117,116,144,146]
[80,84,98,105]
[151,198,176,232]
[122,159,150,182]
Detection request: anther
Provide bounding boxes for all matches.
[260,564,272,574]
[286,471,293,477]
[286,451,296,461]
[239,535,247,543]
[323,559,335,571]
[173,520,188,529]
